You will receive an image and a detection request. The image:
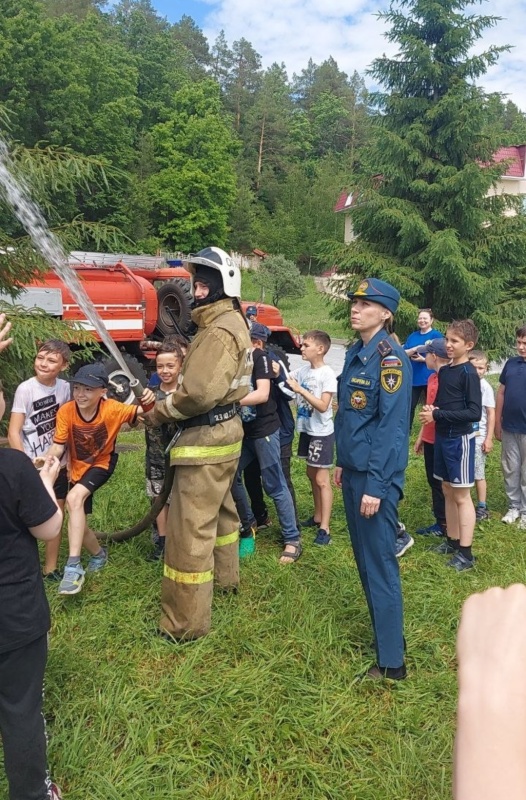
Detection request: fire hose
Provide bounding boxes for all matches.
[94,425,182,542]
[94,464,175,543]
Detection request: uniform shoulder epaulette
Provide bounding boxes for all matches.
[377,339,393,358]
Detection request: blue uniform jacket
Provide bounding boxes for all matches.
[335,329,411,499]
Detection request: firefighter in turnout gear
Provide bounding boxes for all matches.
[145,247,252,641]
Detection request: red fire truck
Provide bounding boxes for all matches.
[15,252,301,399]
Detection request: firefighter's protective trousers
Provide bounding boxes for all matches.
[160,458,240,639]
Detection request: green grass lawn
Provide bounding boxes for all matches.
[241,272,349,340]
[3,426,522,799]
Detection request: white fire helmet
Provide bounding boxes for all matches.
[186,247,241,299]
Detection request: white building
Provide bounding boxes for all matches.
[335,146,526,243]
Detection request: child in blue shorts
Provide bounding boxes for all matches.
[419,320,482,571]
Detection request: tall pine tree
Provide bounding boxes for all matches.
[328,0,526,354]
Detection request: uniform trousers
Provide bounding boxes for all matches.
[160,460,240,640]
[0,634,51,800]
[342,469,405,669]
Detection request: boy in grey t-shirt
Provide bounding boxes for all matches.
[287,330,337,545]
[8,339,71,580]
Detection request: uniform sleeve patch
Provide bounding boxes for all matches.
[380,356,402,368]
[380,368,403,393]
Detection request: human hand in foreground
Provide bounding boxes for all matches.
[38,455,61,486]
[0,313,13,352]
[333,467,342,488]
[454,584,526,800]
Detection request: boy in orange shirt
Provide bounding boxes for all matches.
[47,363,154,595]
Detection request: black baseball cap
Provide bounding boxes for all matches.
[70,363,109,388]
[416,339,448,359]
[250,322,270,342]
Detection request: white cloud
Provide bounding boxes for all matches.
[200,0,526,112]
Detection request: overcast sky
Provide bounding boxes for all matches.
[146,1,526,112]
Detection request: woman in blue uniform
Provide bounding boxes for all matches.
[334,278,411,680]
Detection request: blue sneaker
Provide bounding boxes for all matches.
[395,531,414,558]
[314,528,332,545]
[416,522,445,537]
[87,548,108,573]
[58,563,85,595]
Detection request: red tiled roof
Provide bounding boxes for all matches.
[334,190,357,213]
[492,145,526,178]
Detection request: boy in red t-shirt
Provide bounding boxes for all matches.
[47,363,154,596]
[414,339,450,537]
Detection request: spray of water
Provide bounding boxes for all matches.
[0,137,135,380]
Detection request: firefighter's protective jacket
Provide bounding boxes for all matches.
[151,298,252,466]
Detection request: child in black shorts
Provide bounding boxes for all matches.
[47,363,154,595]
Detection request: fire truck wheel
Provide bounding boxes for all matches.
[267,344,291,372]
[103,355,148,405]
[156,279,193,337]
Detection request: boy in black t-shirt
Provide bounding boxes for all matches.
[420,319,482,571]
[0,365,64,798]
[231,323,302,563]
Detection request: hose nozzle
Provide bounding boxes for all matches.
[130,378,155,411]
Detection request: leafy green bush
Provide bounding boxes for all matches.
[256,253,306,307]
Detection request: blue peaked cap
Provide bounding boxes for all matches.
[347,278,400,314]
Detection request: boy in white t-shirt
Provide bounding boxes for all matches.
[287,329,337,545]
[8,339,71,580]
[469,350,495,521]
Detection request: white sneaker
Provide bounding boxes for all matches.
[502,508,520,524]
[518,515,526,531]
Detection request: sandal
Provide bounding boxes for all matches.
[279,541,303,564]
